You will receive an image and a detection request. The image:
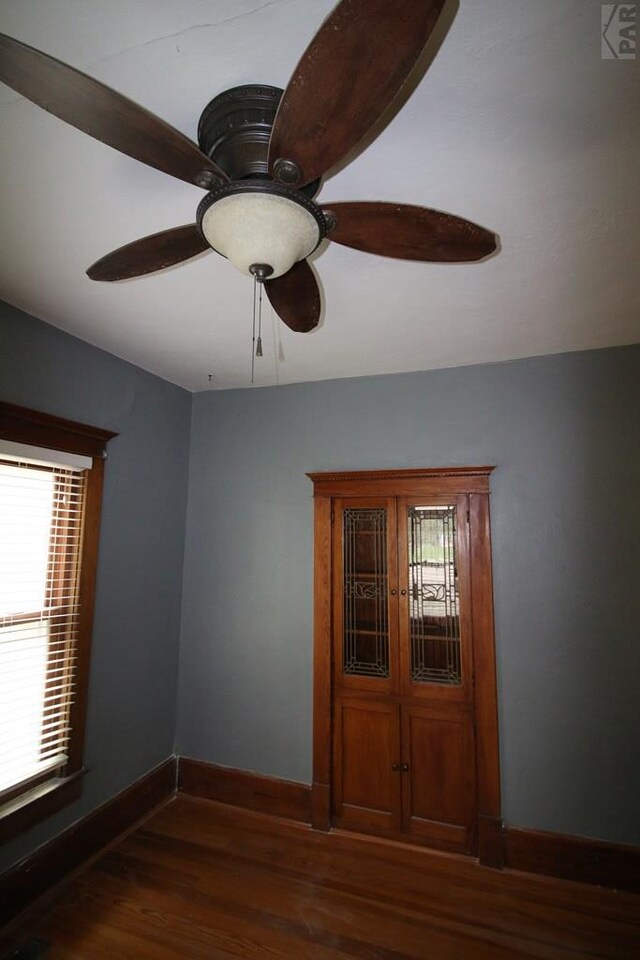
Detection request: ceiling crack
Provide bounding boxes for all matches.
[93,0,295,66]
[0,0,296,108]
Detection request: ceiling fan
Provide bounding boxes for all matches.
[0,0,497,334]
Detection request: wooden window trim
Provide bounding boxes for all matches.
[307,467,502,867]
[0,402,116,841]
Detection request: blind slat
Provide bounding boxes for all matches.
[4,684,76,704]
[0,636,79,649]
[0,733,72,757]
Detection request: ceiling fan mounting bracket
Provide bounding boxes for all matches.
[194,170,225,190]
[197,84,320,198]
[322,209,338,233]
[272,158,303,186]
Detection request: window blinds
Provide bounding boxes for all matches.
[0,447,89,802]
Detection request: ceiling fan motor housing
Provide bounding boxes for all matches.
[197,84,320,197]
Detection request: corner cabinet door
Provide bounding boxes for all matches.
[332,498,399,696]
[401,703,476,853]
[397,496,478,854]
[332,697,402,834]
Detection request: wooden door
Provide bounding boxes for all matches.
[332,697,401,833]
[401,703,476,851]
[397,496,477,853]
[331,499,401,832]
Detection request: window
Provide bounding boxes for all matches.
[0,402,115,839]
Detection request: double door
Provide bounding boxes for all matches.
[331,495,476,853]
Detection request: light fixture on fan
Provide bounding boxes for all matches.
[195,178,334,377]
[196,181,330,281]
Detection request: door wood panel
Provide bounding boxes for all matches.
[332,697,401,834]
[401,704,476,853]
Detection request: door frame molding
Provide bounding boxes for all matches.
[307,467,502,867]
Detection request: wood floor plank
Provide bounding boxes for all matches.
[8,795,638,960]
[42,872,363,960]
[138,799,640,956]
[89,849,541,960]
[105,832,618,959]
[147,798,640,924]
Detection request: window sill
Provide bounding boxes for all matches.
[0,769,87,844]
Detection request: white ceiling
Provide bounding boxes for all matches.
[0,0,638,392]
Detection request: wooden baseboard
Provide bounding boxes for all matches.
[0,757,176,932]
[478,814,504,869]
[2,753,636,925]
[178,757,311,824]
[178,758,639,893]
[504,825,640,893]
[311,781,331,831]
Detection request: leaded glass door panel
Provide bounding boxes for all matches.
[397,496,473,703]
[332,498,399,695]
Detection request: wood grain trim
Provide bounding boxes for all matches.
[308,470,494,498]
[469,493,502,867]
[178,759,311,825]
[307,467,495,483]
[311,782,330,831]
[504,826,640,893]
[312,496,332,830]
[65,458,104,775]
[478,815,504,870]
[0,401,117,459]
[0,773,85,845]
[0,758,176,929]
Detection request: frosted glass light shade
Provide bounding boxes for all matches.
[200,191,322,278]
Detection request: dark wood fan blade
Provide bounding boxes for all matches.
[86,225,209,281]
[0,33,226,188]
[324,202,497,262]
[268,0,445,188]
[265,260,321,333]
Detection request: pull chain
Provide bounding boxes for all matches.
[256,282,264,358]
[250,273,266,383]
[251,275,257,383]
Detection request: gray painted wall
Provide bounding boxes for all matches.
[0,302,191,872]
[177,345,640,846]
[1,297,638,865]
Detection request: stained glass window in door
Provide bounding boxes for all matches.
[407,505,461,685]
[343,508,390,677]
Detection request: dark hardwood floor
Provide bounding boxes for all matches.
[9,795,640,958]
